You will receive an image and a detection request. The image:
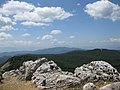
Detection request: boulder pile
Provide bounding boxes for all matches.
[16,58,80,89]
[3,58,120,90]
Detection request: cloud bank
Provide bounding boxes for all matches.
[85,0,120,21]
[0,0,73,30]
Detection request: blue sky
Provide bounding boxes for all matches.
[0,0,120,52]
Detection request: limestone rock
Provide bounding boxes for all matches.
[3,70,17,78]
[34,60,61,74]
[32,72,80,89]
[83,83,96,90]
[32,60,80,89]
[17,58,48,80]
[15,57,80,89]
[5,58,120,90]
[100,82,120,90]
[74,61,120,82]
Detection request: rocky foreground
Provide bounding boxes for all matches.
[1,58,120,90]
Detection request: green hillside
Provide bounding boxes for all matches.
[1,49,120,72]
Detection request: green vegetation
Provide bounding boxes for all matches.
[0,68,4,81]
[1,49,120,72]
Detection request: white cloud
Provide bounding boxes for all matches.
[0,0,35,16]
[11,40,33,46]
[0,0,73,28]
[0,15,16,31]
[22,33,31,37]
[0,40,33,47]
[57,41,65,44]
[13,12,40,22]
[51,39,66,45]
[34,7,73,22]
[85,0,120,21]
[0,25,14,31]
[40,30,63,43]
[21,21,49,26]
[14,7,73,23]
[39,29,70,45]
[0,14,14,25]
[109,38,120,42]
[89,37,120,43]
[69,36,75,39]
[41,34,54,40]
[0,32,12,40]
[50,30,62,35]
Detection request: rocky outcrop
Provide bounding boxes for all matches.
[17,58,48,80]
[3,59,120,90]
[74,61,120,82]
[83,83,96,90]
[32,60,80,89]
[16,58,80,89]
[32,72,80,89]
[100,82,120,90]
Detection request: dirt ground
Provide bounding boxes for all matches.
[0,76,39,90]
[0,74,113,90]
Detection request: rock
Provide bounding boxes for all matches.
[74,61,120,82]
[100,82,120,90]
[15,57,80,89]
[32,72,80,89]
[17,58,48,80]
[7,58,120,89]
[32,60,80,89]
[83,83,96,90]
[34,60,61,74]
[3,70,17,78]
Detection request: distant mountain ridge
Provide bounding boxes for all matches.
[0,47,82,57]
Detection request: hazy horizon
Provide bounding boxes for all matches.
[0,46,120,53]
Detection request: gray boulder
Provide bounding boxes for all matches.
[17,58,48,80]
[100,82,120,90]
[74,61,120,82]
[34,60,62,74]
[83,83,96,90]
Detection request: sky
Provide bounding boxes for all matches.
[0,0,120,52]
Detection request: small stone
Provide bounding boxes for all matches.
[83,83,96,90]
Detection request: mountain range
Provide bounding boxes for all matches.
[0,47,81,63]
[0,47,81,57]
